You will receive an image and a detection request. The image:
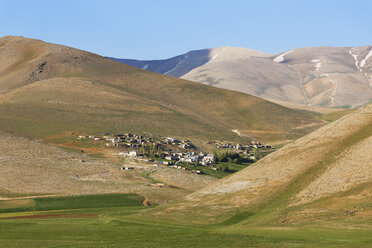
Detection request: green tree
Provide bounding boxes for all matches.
[254,149,261,160]
[218,164,229,172]
[157,147,162,158]
[140,144,146,155]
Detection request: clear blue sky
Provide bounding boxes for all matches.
[1,0,371,59]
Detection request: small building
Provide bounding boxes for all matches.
[165,155,176,161]
[128,151,137,157]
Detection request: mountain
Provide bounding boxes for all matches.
[147,103,372,225]
[108,47,270,78]
[111,46,372,108]
[108,48,211,77]
[266,46,372,108]
[0,36,323,144]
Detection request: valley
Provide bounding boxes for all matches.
[0,36,371,248]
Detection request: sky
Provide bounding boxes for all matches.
[0,0,371,59]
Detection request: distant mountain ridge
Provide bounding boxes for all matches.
[108,46,270,78]
[110,45,372,108]
[108,48,211,77]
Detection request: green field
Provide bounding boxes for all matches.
[318,109,355,122]
[1,194,371,248]
[175,161,254,178]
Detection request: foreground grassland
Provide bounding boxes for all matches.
[1,194,371,248]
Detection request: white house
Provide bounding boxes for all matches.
[129,151,137,157]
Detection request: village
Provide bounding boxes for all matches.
[206,140,274,153]
[77,133,276,175]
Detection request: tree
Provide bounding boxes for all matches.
[213,150,220,163]
[218,164,229,172]
[157,147,162,158]
[140,144,146,155]
[254,148,261,160]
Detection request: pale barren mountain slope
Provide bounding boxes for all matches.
[146,103,372,224]
[113,45,372,108]
[183,55,305,104]
[0,36,323,144]
[207,46,271,61]
[183,46,372,108]
[278,46,372,108]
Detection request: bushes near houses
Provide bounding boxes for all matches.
[140,143,162,158]
[213,150,243,164]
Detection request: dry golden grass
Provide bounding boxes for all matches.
[141,104,372,225]
[0,36,324,146]
[0,132,215,204]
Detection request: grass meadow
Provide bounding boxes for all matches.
[1,194,371,248]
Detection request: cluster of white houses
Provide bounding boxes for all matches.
[78,133,274,167]
[117,151,214,166]
[90,134,192,149]
[162,151,215,165]
[207,140,274,152]
[78,134,194,150]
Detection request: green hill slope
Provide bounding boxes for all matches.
[144,103,372,227]
[0,36,323,144]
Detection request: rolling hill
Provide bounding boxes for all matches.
[0,131,216,204]
[146,103,372,226]
[0,36,323,144]
[111,45,372,108]
[1,36,371,248]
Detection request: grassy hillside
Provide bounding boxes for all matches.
[0,131,217,205]
[317,109,355,122]
[0,36,323,145]
[141,103,372,227]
